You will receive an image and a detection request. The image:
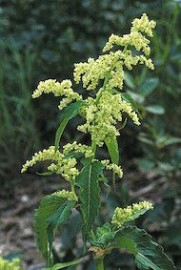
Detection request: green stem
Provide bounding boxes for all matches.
[90,229,96,241]
[91,141,97,157]
[95,257,104,270]
[70,179,75,192]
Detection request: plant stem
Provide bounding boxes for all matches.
[95,257,104,270]
[91,141,97,157]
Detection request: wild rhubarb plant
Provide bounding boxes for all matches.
[22,14,176,270]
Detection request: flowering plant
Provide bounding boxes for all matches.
[22,14,175,270]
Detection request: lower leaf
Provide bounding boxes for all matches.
[34,192,75,266]
[111,226,176,270]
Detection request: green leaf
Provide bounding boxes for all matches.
[105,135,119,187]
[111,226,176,270]
[75,160,104,242]
[139,78,159,97]
[47,201,75,254]
[122,92,141,109]
[122,91,143,119]
[46,258,82,270]
[55,101,83,151]
[34,193,75,266]
[124,72,135,89]
[160,136,181,147]
[55,119,68,151]
[138,134,154,145]
[105,136,119,165]
[92,223,116,248]
[145,105,165,115]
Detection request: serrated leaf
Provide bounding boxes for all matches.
[47,201,75,255]
[55,101,83,151]
[46,258,82,270]
[111,226,176,270]
[75,160,104,242]
[139,78,159,97]
[34,193,75,266]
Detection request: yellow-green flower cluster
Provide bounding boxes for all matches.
[21,146,59,173]
[55,189,78,202]
[21,146,79,182]
[63,141,93,158]
[48,156,78,182]
[77,90,140,146]
[74,14,155,94]
[103,13,156,58]
[111,201,153,228]
[0,257,22,270]
[74,53,125,91]
[131,13,156,37]
[21,142,95,181]
[32,79,82,110]
[73,14,155,146]
[101,160,123,179]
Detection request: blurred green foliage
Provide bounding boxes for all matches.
[0,0,181,268]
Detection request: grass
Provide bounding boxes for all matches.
[0,45,41,180]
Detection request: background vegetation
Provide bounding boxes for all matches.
[0,0,181,269]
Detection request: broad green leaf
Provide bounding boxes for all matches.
[55,101,83,151]
[105,136,119,165]
[111,226,176,270]
[34,193,75,266]
[47,201,75,254]
[139,78,159,97]
[145,105,165,115]
[75,160,104,242]
[46,258,82,270]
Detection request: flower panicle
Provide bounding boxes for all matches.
[111,201,153,228]
[77,91,140,146]
[103,13,156,55]
[32,79,82,110]
[21,142,94,182]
